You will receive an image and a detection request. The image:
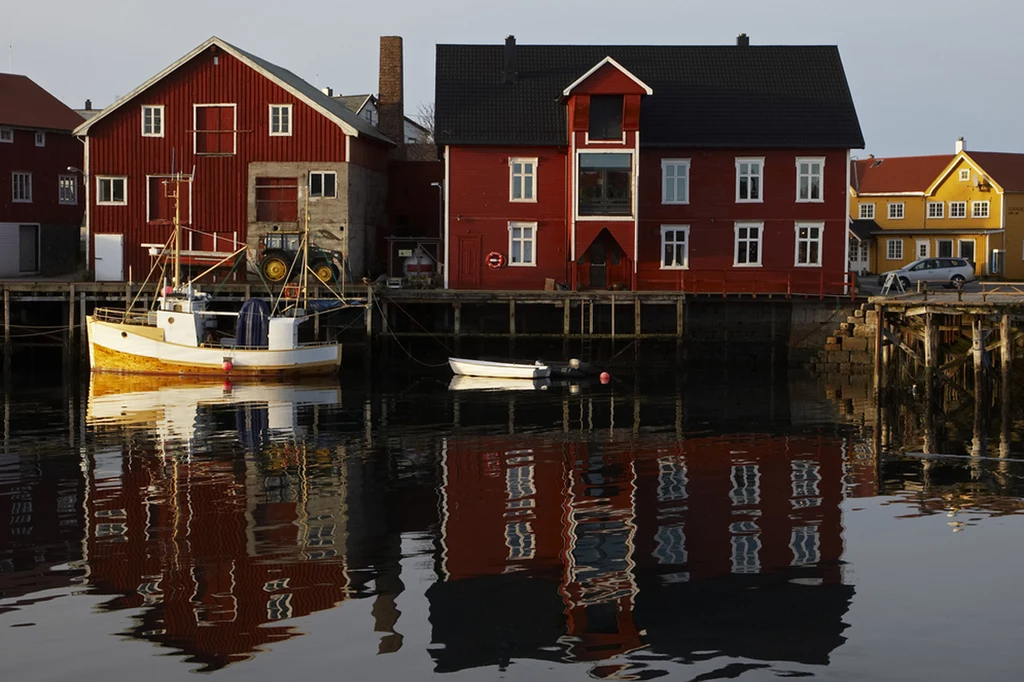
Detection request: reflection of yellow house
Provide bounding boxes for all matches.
[850,140,1024,278]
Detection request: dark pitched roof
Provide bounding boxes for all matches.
[965,152,1024,192]
[0,74,84,131]
[849,219,879,241]
[435,43,864,148]
[333,93,375,114]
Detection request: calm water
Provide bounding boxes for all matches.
[2,362,1024,681]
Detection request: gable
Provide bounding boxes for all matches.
[435,43,864,148]
[853,155,952,195]
[0,74,84,131]
[563,58,652,96]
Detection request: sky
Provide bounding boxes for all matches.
[5,0,1023,157]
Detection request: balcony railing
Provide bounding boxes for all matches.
[578,197,632,216]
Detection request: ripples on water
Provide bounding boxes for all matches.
[2,364,1024,680]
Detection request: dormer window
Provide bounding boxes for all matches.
[589,95,623,141]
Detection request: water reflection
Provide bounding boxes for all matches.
[2,369,1024,678]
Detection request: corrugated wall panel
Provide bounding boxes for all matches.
[87,48,380,279]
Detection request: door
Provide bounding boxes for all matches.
[589,239,607,289]
[937,240,954,258]
[95,233,124,281]
[848,237,869,273]
[915,239,930,261]
[959,239,976,271]
[457,235,481,288]
[18,225,38,273]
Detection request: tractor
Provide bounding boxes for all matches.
[257,232,343,284]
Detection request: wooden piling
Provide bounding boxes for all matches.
[1001,313,1012,379]
[508,299,516,336]
[610,294,616,339]
[634,297,641,337]
[562,299,570,337]
[676,297,684,338]
[873,304,883,392]
[365,286,374,338]
[453,302,462,336]
[923,312,935,371]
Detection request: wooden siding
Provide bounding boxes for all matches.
[0,128,82,226]
[86,47,388,280]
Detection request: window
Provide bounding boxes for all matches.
[270,104,292,136]
[35,131,45,147]
[736,157,764,202]
[731,534,761,574]
[795,222,823,266]
[657,456,688,501]
[859,203,875,220]
[308,171,336,198]
[255,177,298,221]
[0,127,11,143]
[791,460,821,498]
[578,153,632,216]
[508,221,536,266]
[505,522,536,560]
[917,240,929,259]
[790,526,820,566]
[937,239,953,258]
[266,593,293,620]
[58,175,77,205]
[97,177,127,205]
[660,225,689,269]
[506,462,535,499]
[662,159,690,204]
[509,157,536,202]
[734,222,763,266]
[972,201,990,219]
[729,464,760,506]
[950,201,966,218]
[142,105,164,137]
[194,104,236,154]
[886,238,903,260]
[888,202,905,219]
[12,172,32,203]
[796,157,824,202]
[588,95,623,141]
[653,524,687,565]
[959,168,971,182]
[927,202,944,219]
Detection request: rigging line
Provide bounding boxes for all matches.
[128,231,176,310]
[372,296,449,367]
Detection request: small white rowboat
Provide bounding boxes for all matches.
[448,357,551,379]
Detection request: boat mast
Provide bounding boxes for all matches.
[172,172,181,289]
[301,182,310,312]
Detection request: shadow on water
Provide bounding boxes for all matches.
[1,348,1023,679]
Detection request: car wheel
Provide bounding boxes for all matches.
[951,275,966,289]
[262,256,289,283]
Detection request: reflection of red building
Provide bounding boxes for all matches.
[432,432,852,672]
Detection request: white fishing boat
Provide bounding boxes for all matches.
[448,357,552,379]
[448,375,551,392]
[86,173,343,377]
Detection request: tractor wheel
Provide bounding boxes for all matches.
[312,261,337,283]
[262,255,289,283]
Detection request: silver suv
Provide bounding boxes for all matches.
[877,257,975,289]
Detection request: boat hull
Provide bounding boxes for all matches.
[448,357,551,379]
[87,317,341,376]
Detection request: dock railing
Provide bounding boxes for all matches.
[637,268,857,300]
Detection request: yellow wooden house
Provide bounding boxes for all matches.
[850,139,1024,279]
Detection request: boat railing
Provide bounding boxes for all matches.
[92,307,155,326]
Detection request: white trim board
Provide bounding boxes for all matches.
[562,56,654,96]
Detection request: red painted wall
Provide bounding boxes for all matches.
[0,128,83,225]
[446,145,570,288]
[86,47,388,279]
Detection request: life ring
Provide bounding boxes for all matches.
[486,251,505,269]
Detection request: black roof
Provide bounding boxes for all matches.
[435,43,864,149]
[849,219,880,241]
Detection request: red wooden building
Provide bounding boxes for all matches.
[435,35,864,294]
[74,36,394,282]
[0,75,84,276]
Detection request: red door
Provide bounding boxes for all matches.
[457,236,482,288]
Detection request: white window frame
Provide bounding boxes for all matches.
[972,201,990,219]
[888,202,905,220]
[142,105,164,137]
[12,172,32,203]
[0,127,12,143]
[508,221,537,266]
[859,203,875,220]
[661,158,691,204]
[794,221,823,267]
[35,131,45,147]
[958,238,976,261]
[795,156,824,203]
[58,175,77,205]
[509,157,537,203]
[886,238,903,261]
[735,157,764,203]
[269,104,292,137]
[193,103,237,155]
[660,225,689,269]
[927,201,944,219]
[97,176,128,206]
[734,222,763,267]
[949,201,966,219]
[308,170,337,198]
[959,168,971,182]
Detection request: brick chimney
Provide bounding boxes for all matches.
[378,36,405,160]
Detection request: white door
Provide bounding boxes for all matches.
[94,233,124,281]
[849,237,869,274]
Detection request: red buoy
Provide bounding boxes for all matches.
[223,380,233,392]
[599,372,611,384]
[223,360,233,372]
